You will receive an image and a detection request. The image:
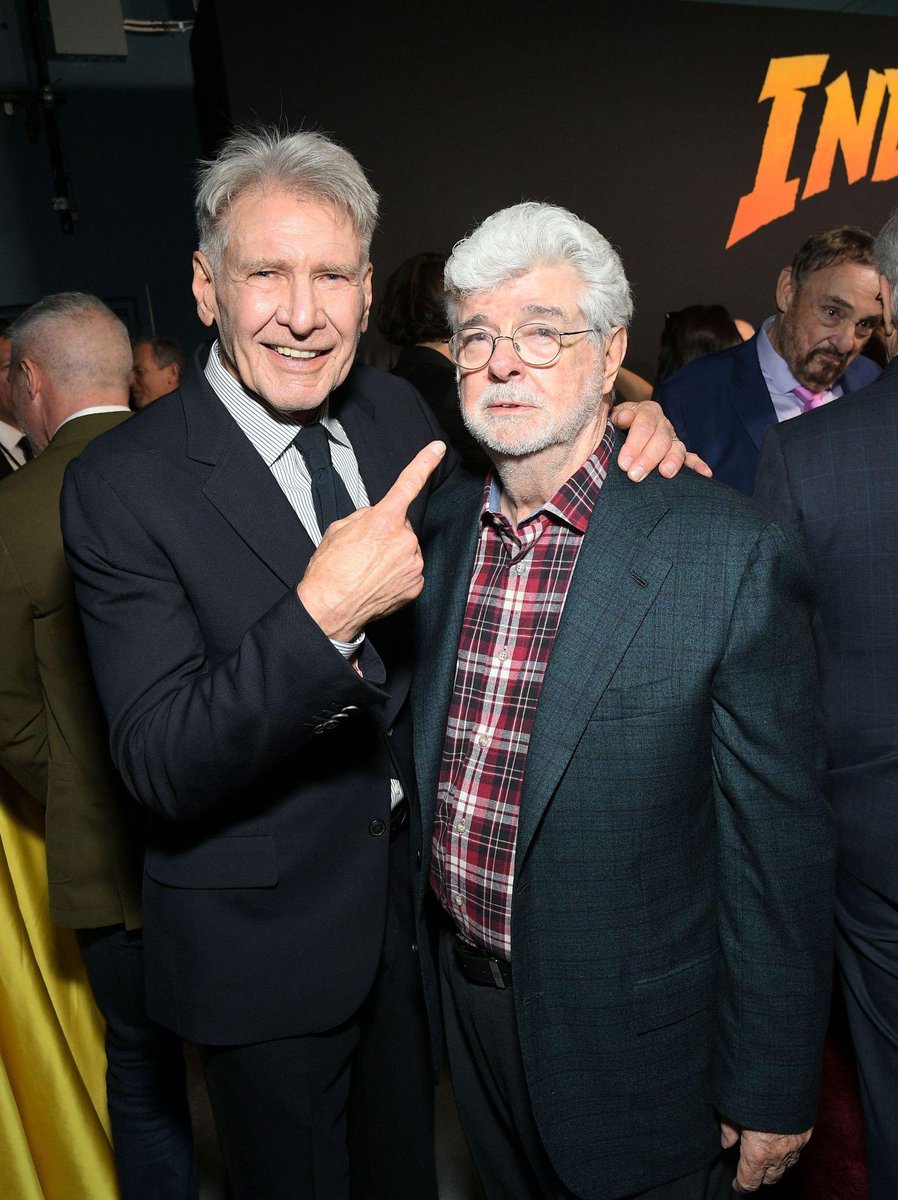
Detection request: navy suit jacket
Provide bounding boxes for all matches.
[656,332,879,495]
[755,356,898,902]
[412,449,834,1200]
[60,356,457,1044]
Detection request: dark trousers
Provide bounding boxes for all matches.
[438,926,733,1200]
[199,822,437,1200]
[77,925,197,1200]
[834,865,898,1200]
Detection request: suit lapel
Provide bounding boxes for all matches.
[515,462,672,867]
[336,396,394,507]
[414,477,484,836]
[183,365,318,588]
[728,335,776,450]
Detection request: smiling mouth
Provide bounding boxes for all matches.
[267,344,326,360]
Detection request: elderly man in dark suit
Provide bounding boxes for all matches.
[412,202,835,1199]
[59,128,693,1200]
[656,226,881,495]
[754,208,898,1200]
[0,293,197,1198]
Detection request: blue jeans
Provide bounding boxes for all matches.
[78,925,198,1200]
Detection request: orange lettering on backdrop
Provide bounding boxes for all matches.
[726,55,829,248]
[871,68,898,182]
[803,69,886,199]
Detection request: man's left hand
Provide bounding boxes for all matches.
[720,1120,812,1191]
[611,399,712,481]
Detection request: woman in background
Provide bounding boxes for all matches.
[655,304,748,385]
[377,252,490,474]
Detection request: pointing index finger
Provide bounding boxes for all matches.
[378,441,447,518]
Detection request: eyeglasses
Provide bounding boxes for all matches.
[446,322,596,370]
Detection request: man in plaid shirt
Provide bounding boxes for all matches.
[412,203,834,1200]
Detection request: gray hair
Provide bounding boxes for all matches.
[195,127,379,273]
[9,292,132,391]
[874,207,898,324]
[444,202,633,336]
[134,334,186,372]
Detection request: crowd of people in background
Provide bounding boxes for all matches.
[0,124,896,1200]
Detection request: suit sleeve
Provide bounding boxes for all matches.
[753,426,798,527]
[710,520,834,1132]
[653,376,690,447]
[0,533,48,800]
[61,457,391,824]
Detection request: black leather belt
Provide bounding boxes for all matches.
[390,801,409,839]
[453,932,512,989]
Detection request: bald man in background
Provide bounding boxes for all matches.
[0,293,197,1199]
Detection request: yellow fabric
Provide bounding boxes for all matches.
[0,767,119,1199]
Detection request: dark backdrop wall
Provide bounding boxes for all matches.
[0,0,202,349]
[195,0,898,381]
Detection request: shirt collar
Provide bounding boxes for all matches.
[482,422,614,534]
[0,419,23,454]
[757,317,803,394]
[204,339,347,466]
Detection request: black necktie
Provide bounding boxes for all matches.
[293,422,356,534]
[17,437,33,463]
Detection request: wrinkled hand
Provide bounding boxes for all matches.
[296,440,446,642]
[720,1121,812,1192]
[611,400,712,481]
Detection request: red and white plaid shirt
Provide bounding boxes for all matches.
[430,428,613,959]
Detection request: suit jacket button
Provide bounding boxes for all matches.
[368,818,387,837]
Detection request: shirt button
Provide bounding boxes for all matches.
[454,894,464,907]
[455,820,467,833]
[515,563,526,575]
[497,648,508,662]
[477,734,488,747]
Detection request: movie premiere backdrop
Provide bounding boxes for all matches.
[193,1,898,379]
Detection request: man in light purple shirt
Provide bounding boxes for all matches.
[656,226,882,494]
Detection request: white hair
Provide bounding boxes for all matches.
[444,202,633,336]
[195,127,379,273]
[874,207,898,324]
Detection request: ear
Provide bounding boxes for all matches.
[775,266,795,314]
[880,273,894,337]
[11,356,42,436]
[359,261,373,335]
[19,356,40,401]
[600,327,628,397]
[192,251,219,328]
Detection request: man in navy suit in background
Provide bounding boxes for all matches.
[657,226,881,494]
[754,207,898,1200]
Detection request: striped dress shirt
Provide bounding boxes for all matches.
[204,343,404,807]
[204,340,370,538]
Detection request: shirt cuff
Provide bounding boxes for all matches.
[330,630,366,659]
